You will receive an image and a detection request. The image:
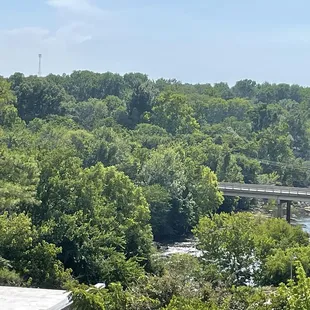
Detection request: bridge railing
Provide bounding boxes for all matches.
[218,183,310,197]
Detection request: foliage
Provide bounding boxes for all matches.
[0,146,40,211]
[138,146,223,239]
[272,261,310,309]
[194,213,309,286]
[2,70,310,308]
[13,76,69,121]
[0,268,24,287]
[194,213,258,285]
[22,241,73,288]
[164,296,218,310]
[153,92,200,134]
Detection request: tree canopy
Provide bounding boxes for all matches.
[1,71,310,308]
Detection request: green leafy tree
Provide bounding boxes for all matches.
[61,99,108,130]
[0,77,16,105]
[36,150,153,284]
[194,213,257,285]
[0,77,21,129]
[232,79,256,99]
[0,147,40,212]
[0,212,34,269]
[216,147,244,183]
[222,286,270,310]
[142,184,172,240]
[137,146,191,238]
[188,166,224,221]
[0,212,70,288]
[62,71,125,102]
[128,80,158,123]
[132,123,171,149]
[262,246,310,286]
[165,296,218,310]
[14,76,69,121]
[22,241,72,288]
[195,213,309,287]
[257,122,294,165]
[272,262,310,309]
[213,82,234,100]
[194,97,251,125]
[153,92,200,135]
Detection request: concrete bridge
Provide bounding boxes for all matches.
[218,182,310,223]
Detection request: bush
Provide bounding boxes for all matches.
[0,268,24,286]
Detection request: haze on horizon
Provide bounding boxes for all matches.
[1,0,310,85]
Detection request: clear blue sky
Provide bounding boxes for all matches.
[1,0,310,85]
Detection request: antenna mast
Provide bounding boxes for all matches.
[38,54,42,77]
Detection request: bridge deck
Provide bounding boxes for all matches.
[219,182,310,202]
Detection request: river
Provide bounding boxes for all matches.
[159,216,310,257]
[158,238,201,257]
[293,217,310,233]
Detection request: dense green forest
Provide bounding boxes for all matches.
[2,71,310,308]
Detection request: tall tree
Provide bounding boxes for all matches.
[14,76,69,121]
[153,92,199,135]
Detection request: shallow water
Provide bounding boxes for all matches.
[293,217,310,233]
[158,238,201,257]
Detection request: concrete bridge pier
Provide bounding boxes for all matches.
[276,200,292,223]
[286,200,292,224]
[276,200,283,219]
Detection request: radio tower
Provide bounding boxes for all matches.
[38,54,42,77]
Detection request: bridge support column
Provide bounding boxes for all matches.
[286,201,292,224]
[277,200,283,219]
[276,200,292,223]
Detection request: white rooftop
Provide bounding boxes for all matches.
[0,286,71,310]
